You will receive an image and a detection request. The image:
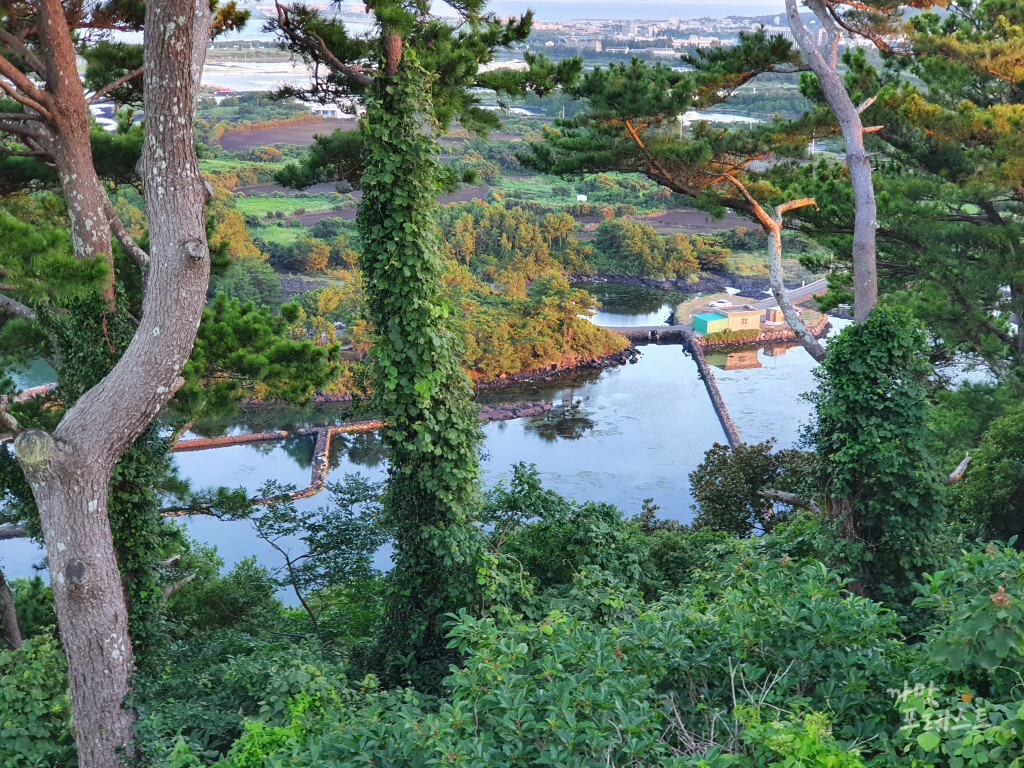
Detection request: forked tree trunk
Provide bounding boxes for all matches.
[11,2,213,766]
[765,212,827,362]
[719,175,827,361]
[9,438,133,762]
[786,0,878,322]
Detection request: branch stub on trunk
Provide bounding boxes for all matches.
[13,429,56,471]
[62,558,88,588]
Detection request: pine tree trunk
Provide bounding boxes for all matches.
[35,0,116,301]
[13,433,132,765]
[0,566,21,650]
[767,220,827,362]
[10,2,213,766]
[786,0,878,322]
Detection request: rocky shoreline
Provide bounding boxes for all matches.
[572,272,801,295]
[246,348,641,408]
[472,346,640,391]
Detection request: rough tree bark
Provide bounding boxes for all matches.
[0,566,21,649]
[786,0,878,322]
[10,1,213,766]
[33,0,117,302]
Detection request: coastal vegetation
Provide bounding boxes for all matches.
[1,0,1023,767]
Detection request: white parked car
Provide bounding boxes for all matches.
[709,299,733,308]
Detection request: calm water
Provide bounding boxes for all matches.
[10,358,56,390]
[1,285,829,579]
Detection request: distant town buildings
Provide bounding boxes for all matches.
[213,3,866,61]
[514,10,859,58]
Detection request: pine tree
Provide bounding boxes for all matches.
[783,0,881,321]
[518,45,828,359]
[271,0,579,685]
[776,1,1024,371]
[0,3,241,765]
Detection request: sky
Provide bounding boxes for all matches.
[484,0,788,20]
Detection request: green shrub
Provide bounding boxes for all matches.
[701,328,763,344]
[914,541,1024,699]
[9,576,56,640]
[134,634,348,764]
[212,545,905,767]
[952,405,1024,542]
[0,632,75,768]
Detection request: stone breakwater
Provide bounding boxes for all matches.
[686,339,743,449]
[170,430,292,452]
[168,402,555,508]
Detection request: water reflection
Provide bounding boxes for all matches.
[524,393,596,442]
[278,436,315,469]
[1,286,833,582]
[580,282,687,328]
[705,349,763,371]
[334,431,387,468]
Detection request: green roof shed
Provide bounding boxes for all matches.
[694,312,728,335]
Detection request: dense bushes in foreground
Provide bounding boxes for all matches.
[117,521,1022,768]
[5,307,1023,768]
[5,480,1021,768]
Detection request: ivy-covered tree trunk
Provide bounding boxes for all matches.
[0,566,21,649]
[357,53,483,685]
[10,2,214,765]
[808,305,945,602]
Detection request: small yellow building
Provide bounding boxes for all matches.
[764,307,784,323]
[720,307,762,332]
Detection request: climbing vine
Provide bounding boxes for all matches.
[804,304,945,602]
[41,293,170,653]
[357,60,485,685]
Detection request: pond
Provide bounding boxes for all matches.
[2,284,831,579]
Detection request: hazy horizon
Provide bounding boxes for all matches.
[483,0,788,20]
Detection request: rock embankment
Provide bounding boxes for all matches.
[168,402,557,508]
[687,340,742,449]
[171,402,554,455]
[473,347,639,391]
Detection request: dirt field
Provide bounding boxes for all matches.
[220,121,530,152]
[642,209,753,234]
[289,186,494,227]
[219,119,358,151]
[235,182,341,196]
[282,199,751,231]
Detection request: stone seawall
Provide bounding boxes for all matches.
[687,339,743,448]
[168,403,556,508]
